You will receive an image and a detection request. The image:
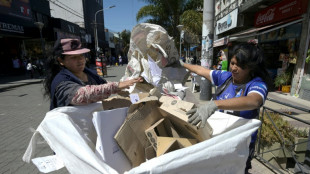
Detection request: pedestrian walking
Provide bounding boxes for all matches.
[43,38,143,110]
[26,60,34,78]
[180,42,272,174]
[35,58,44,77]
[118,54,123,66]
[12,56,22,75]
[112,55,116,66]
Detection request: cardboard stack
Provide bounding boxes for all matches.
[112,95,213,167]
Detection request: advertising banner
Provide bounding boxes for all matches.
[254,0,308,27]
[216,8,238,35]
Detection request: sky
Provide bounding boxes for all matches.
[103,0,149,33]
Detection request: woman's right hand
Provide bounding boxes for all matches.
[118,76,144,89]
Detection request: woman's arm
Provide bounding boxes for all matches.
[183,63,212,81]
[71,82,119,105]
[214,93,263,111]
[71,77,143,105]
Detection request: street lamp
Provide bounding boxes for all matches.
[94,5,115,57]
[34,22,45,58]
[177,25,184,59]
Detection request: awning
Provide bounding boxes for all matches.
[229,17,303,41]
[213,17,303,46]
[190,46,198,51]
[213,37,229,47]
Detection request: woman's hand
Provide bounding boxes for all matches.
[118,76,144,89]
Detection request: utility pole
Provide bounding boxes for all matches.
[200,0,215,101]
[94,5,115,58]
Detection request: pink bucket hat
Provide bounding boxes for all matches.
[54,38,90,55]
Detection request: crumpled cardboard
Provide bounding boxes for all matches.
[114,96,213,167]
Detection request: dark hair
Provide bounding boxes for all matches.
[43,45,65,99]
[232,43,272,90]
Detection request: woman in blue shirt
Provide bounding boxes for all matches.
[180,42,271,173]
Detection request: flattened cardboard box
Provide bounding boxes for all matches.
[114,96,162,167]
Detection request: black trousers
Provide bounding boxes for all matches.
[245,142,255,174]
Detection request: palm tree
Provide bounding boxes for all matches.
[136,0,203,40]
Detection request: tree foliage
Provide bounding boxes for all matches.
[120,30,131,55]
[136,0,203,40]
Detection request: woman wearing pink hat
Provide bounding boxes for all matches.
[43,38,143,110]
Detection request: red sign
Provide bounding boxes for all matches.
[254,0,308,27]
[96,61,102,67]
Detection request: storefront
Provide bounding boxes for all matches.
[0,0,49,75]
[253,0,309,94]
[259,22,302,84]
[0,5,37,75]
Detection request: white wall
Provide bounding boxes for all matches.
[49,0,85,28]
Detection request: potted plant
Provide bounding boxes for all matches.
[274,72,291,92]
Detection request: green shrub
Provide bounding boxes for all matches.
[260,112,308,148]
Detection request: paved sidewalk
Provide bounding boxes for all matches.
[0,75,43,92]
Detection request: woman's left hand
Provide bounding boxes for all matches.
[118,76,144,89]
[187,101,218,128]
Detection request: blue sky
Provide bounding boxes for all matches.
[103,0,148,33]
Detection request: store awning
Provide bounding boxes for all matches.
[214,16,304,46]
[229,17,303,41]
[213,37,229,47]
[190,46,198,51]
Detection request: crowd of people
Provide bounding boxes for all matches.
[103,54,127,66]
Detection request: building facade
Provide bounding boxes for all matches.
[208,0,310,101]
[0,0,108,75]
[0,0,51,75]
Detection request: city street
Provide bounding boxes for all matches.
[0,65,127,174]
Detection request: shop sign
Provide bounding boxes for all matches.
[216,8,238,35]
[0,22,24,33]
[55,29,80,40]
[58,19,80,35]
[254,0,308,27]
[0,0,31,20]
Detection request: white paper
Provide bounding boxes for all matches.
[174,83,188,91]
[92,107,131,173]
[147,54,162,86]
[129,93,140,104]
[32,155,64,173]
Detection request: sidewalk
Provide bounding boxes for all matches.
[0,75,43,92]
